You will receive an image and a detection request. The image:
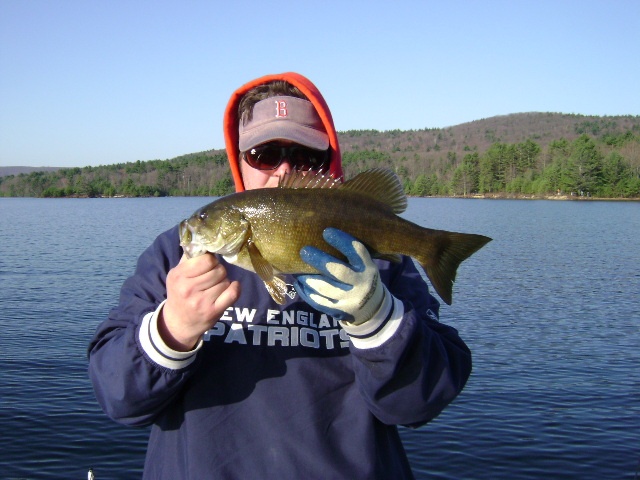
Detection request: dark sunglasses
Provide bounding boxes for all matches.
[242,144,329,171]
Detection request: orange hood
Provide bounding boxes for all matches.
[223,72,343,192]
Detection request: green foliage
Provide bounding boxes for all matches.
[341,150,392,167]
[566,135,603,194]
[601,131,635,147]
[574,119,618,136]
[210,177,233,196]
[2,116,639,199]
[409,174,442,196]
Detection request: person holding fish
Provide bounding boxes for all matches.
[89,72,489,479]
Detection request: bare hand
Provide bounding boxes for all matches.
[159,253,240,351]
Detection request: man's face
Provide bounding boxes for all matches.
[240,140,329,190]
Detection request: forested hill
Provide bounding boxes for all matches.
[0,166,60,177]
[2,112,639,199]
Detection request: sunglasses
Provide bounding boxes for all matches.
[242,144,329,171]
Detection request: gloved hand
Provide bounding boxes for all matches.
[294,228,389,325]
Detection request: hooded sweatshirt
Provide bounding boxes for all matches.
[88,72,472,480]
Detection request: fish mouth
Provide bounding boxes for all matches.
[179,220,192,245]
[179,220,206,259]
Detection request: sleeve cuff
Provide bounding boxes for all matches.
[339,285,405,349]
[138,300,203,370]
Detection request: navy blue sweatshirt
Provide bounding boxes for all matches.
[88,225,472,479]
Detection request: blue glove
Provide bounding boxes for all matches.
[294,228,389,325]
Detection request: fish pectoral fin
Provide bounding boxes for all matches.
[246,240,274,281]
[264,276,288,305]
[246,240,288,305]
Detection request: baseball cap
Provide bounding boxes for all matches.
[238,96,329,152]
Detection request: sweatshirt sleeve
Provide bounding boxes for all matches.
[87,226,199,427]
[341,256,472,427]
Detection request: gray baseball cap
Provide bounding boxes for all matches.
[239,96,329,152]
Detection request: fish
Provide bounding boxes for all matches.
[179,168,491,305]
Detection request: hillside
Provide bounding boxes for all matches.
[0,166,61,178]
[337,112,640,177]
[1,112,639,199]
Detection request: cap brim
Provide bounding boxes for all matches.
[239,122,329,152]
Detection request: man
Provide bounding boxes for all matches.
[88,72,472,479]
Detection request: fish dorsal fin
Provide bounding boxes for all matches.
[279,170,342,190]
[340,168,407,214]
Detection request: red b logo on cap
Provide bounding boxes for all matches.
[275,100,288,118]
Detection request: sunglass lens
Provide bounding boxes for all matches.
[244,145,328,171]
[291,147,327,171]
[247,147,281,169]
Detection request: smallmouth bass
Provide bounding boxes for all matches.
[179,168,491,305]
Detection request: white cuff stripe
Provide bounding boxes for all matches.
[349,297,404,349]
[341,287,393,339]
[138,301,202,370]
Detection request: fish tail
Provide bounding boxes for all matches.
[412,230,491,305]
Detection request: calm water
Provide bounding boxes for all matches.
[0,197,638,479]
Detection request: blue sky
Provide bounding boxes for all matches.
[1,0,639,168]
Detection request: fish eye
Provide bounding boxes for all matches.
[199,212,208,221]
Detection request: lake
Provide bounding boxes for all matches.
[0,196,638,479]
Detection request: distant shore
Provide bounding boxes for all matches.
[3,193,638,202]
[432,193,640,202]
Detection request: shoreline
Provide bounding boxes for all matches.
[2,193,639,202]
[416,193,640,202]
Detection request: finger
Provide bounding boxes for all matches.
[294,275,320,297]
[322,228,365,270]
[306,276,350,297]
[210,281,241,318]
[220,280,241,304]
[299,246,347,278]
[181,253,220,277]
[298,273,350,294]
[168,257,227,301]
[190,261,229,293]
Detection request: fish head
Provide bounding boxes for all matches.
[179,205,250,259]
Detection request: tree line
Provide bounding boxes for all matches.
[0,152,233,198]
[406,134,639,198]
[342,130,639,198]
[2,126,639,200]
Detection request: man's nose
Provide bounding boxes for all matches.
[274,157,293,175]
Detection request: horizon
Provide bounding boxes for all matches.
[2,0,639,168]
[1,110,638,170]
